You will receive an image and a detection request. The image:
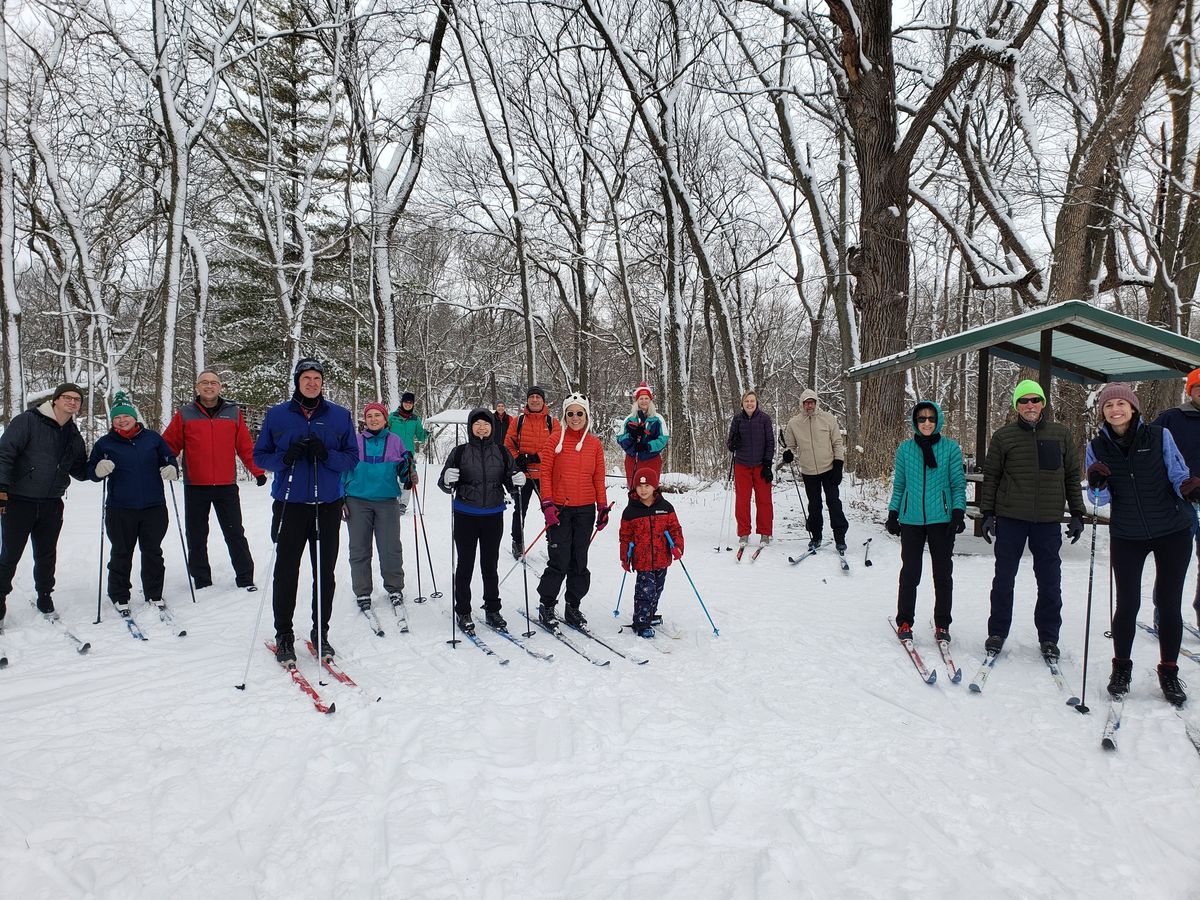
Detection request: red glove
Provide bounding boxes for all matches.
[621,554,631,572]
[541,499,560,528]
[1086,461,1110,490]
[671,546,683,561]
[1182,476,1200,503]
[595,503,610,531]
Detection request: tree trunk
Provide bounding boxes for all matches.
[0,5,20,420]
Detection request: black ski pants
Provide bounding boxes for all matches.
[803,470,848,542]
[896,523,955,630]
[0,497,65,602]
[537,504,593,611]
[106,505,169,603]
[510,478,541,547]
[272,500,343,640]
[452,510,503,616]
[184,484,254,587]
[1111,527,1191,664]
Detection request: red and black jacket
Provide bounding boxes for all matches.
[618,495,684,571]
[163,397,264,485]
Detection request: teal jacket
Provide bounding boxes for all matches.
[888,402,966,526]
[343,430,411,501]
[387,409,429,451]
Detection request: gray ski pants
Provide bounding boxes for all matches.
[345,496,405,598]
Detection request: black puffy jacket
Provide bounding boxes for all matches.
[0,402,88,501]
[439,410,515,510]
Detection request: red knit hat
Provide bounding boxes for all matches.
[633,381,653,402]
[633,467,659,488]
[1187,368,1200,396]
[363,401,388,420]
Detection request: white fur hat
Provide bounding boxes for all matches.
[556,392,591,452]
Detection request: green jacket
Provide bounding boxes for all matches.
[387,409,429,452]
[888,402,966,526]
[979,417,1085,522]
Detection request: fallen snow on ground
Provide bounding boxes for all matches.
[1,475,1197,899]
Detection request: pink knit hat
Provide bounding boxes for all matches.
[633,381,653,401]
[363,401,388,420]
[1096,383,1140,414]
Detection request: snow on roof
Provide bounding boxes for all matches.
[425,408,474,426]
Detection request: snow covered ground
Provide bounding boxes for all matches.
[2,472,1199,899]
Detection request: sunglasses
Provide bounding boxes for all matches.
[565,410,586,418]
[1017,396,1043,406]
[915,415,936,423]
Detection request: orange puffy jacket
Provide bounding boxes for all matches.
[504,407,560,480]
[540,428,607,509]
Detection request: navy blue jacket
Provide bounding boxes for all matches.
[726,408,775,468]
[1152,402,1200,473]
[253,396,358,503]
[88,427,178,509]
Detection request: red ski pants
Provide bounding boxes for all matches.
[734,462,773,537]
[625,455,663,491]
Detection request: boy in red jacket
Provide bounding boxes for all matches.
[619,467,684,638]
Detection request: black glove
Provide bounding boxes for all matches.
[728,430,741,451]
[948,508,965,536]
[283,438,309,466]
[1182,476,1200,503]
[885,510,901,536]
[1086,461,1110,490]
[832,459,844,485]
[626,421,645,435]
[255,474,268,487]
[514,452,532,471]
[1066,514,1084,544]
[782,449,794,465]
[981,513,995,545]
[307,435,329,462]
[761,463,773,484]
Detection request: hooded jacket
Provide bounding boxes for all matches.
[0,401,88,501]
[887,401,966,526]
[782,390,844,476]
[619,493,684,571]
[439,409,516,513]
[343,428,411,501]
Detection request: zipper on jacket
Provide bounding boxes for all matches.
[1101,428,1153,540]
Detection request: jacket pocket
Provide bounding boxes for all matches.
[1036,440,1062,471]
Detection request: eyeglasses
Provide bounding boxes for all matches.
[1017,396,1043,406]
[197,380,220,387]
[58,395,82,403]
[565,410,586,418]
[915,415,936,423]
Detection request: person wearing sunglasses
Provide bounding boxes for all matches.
[978,379,1086,662]
[0,383,89,623]
[535,393,608,630]
[885,401,966,644]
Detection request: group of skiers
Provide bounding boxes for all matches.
[3,360,1200,713]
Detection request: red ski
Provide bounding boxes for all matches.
[306,641,358,687]
[265,641,335,714]
[888,618,937,684]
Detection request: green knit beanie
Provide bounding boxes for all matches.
[109,391,138,422]
[1011,379,1046,409]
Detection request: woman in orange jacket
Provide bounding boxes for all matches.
[535,392,609,630]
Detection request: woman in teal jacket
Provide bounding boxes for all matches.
[885,401,966,641]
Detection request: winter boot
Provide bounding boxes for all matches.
[388,591,404,608]
[895,621,913,642]
[274,634,297,665]
[356,596,372,612]
[934,627,951,644]
[808,537,822,552]
[638,625,656,639]
[1108,658,1133,697]
[311,632,335,659]
[36,595,55,615]
[455,612,476,635]
[835,536,847,553]
[1039,641,1060,663]
[650,613,663,626]
[984,635,1005,654]
[738,535,749,549]
[538,603,558,629]
[112,599,130,617]
[485,609,507,630]
[1158,662,1187,707]
[564,605,587,628]
[759,536,772,547]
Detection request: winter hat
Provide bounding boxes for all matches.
[526,385,547,401]
[633,381,653,402]
[633,467,659,488]
[467,407,495,431]
[293,357,324,388]
[1186,368,1200,396]
[1096,382,1141,415]
[363,401,388,421]
[400,391,416,404]
[800,389,819,405]
[1011,379,1046,409]
[109,391,138,422]
[52,383,84,403]
[556,392,591,453]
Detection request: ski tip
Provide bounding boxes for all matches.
[178,630,188,637]
[926,670,937,684]
[968,683,982,693]
[326,702,337,715]
[0,658,8,669]
[950,668,963,684]
[77,643,91,654]
[1101,737,1116,751]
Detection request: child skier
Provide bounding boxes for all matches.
[618,467,684,637]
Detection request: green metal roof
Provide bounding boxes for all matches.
[845,300,1200,385]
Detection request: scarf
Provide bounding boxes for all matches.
[293,390,321,416]
[914,432,940,469]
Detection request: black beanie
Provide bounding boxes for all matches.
[401,392,416,404]
[53,383,84,402]
[527,385,546,401]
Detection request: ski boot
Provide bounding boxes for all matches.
[455,612,476,635]
[275,634,297,665]
[36,595,55,615]
[538,603,558,629]
[388,591,404,608]
[934,627,951,644]
[1158,662,1187,707]
[984,635,1005,654]
[311,632,336,659]
[1039,641,1060,663]
[112,599,130,617]
[895,621,913,642]
[484,609,507,630]
[356,596,372,612]
[564,605,587,628]
[1108,658,1133,697]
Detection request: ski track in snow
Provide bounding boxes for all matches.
[1,479,1198,898]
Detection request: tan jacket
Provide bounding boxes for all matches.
[783,392,844,476]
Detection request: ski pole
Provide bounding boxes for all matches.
[589,500,616,544]
[94,477,107,624]
[1076,490,1100,716]
[312,456,327,682]
[715,453,734,551]
[863,537,873,567]
[447,489,460,648]
[665,530,718,636]
[519,488,534,637]
[499,523,551,587]
[168,481,198,605]
[412,502,427,603]
[236,465,292,691]
[413,487,442,598]
[613,543,633,618]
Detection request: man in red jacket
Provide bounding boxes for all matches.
[163,371,266,590]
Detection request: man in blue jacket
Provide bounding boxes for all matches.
[254,359,358,664]
[1152,367,1200,628]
